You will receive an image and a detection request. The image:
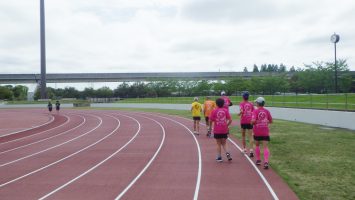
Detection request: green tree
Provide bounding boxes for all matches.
[12,85,28,100]
[0,86,13,100]
[253,64,259,72]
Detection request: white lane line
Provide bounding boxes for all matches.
[0,114,86,155]
[0,114,55,138]
[0,114,121,188]
[227,139,279,200]
[0,114,102,167]
[115,115,166,200]
[144,113,202,200]
[39,114,139,200]
[0,114,70,146]
[172,115,279,200]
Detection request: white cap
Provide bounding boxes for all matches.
[194,97,199,101]
[221,91,226,96]
[255,97,265,104]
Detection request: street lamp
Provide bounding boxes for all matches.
[330,33,340,93]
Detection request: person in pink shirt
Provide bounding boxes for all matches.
[209,98,233,162]
[251,97,273,169]
[220,91,233,110]
[238,91,255,157]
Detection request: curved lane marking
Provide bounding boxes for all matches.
[0,114,86,155]
[115,114,165,200]
[0,114,120,188]
[39,114,140,200]
[0,114,70,146]
[0,114,55,138]
[0,114,102,167]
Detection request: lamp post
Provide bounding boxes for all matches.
[330,33,340,93]
[40,0,47,99]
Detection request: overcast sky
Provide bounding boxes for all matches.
[0,0,354,75]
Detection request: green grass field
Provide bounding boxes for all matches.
[115,93,355,111]
[83,107,355,200]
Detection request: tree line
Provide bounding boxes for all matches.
[0,60,353,100]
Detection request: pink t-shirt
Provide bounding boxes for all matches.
[239,101,254,124]
[209,108,231,134]
[252,107,272,136]
[221,96,231,109]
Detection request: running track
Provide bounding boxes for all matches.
[0,109,298,200]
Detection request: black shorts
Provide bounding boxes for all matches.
[254,136,270,141]
[214,133,228,139]
[205,117,209,122]
[56,107,60,111]
[193,116,201,121]
[241,124,253,130]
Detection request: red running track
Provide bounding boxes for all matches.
[0,109,298,200]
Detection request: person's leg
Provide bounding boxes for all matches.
[255,140,261,164]
[216,139,222,161]
[241,128,246,151]
[247,129,254,153]
[193,120,196,132]
[196,120,200,133]
[221,138,228,152]
[263,140,269,163]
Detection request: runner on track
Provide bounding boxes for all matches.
[209,98,233,162]
[191,97,202,135]
[220,91,233,110]
[251,97,273,169]
[47,101,53,112]
[203,96,216,137]
[238,91,255,157]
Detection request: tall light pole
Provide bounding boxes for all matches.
[330,33,340,93]
[40,0,47,99]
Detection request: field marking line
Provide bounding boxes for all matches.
[0,114,120,188]
[39,114,139,200]
[115,114,165,200]
[0,114,86,155]
[0,114,55,138]
[0,114,69,146]
[0,114,102,167]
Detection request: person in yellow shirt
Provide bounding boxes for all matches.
[203,96,216,137]
[191,97,202,135]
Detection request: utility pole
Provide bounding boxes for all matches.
[40,0,47,99]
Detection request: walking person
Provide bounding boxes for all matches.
[238,91,255,157]
[55,100,61,113]
[203,96,216,137]
[251,97,273,169]
[191,97,202,135]
[47,101,53,113]
[209,98,233,162]
[220,91,233,110]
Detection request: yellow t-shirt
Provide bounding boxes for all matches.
[191,102,202,117]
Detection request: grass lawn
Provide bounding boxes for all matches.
[115,93,355,111]
[81,107,355,200]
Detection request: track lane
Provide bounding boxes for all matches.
[0,114,85,155]
[39,113,163,200]
[116,112,201,200]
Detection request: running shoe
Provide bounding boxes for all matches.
[264,162,269,169]
[226,152,232,161]
[216,156,223,162]
[256,160,262,165]
[249,152,254,158]
[243,148,247,154]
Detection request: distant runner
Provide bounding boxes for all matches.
[238,91,255,157]
[251,97,273,169]
[191,97,202,135]
[47,101,53,112]
[55,100,61,113]
[203,96,216,137]
[220,91,233,110]
[209,98,232,162]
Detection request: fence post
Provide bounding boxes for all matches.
[310,93,312,108]
[296,93,298,108]
[326,93,329,110]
